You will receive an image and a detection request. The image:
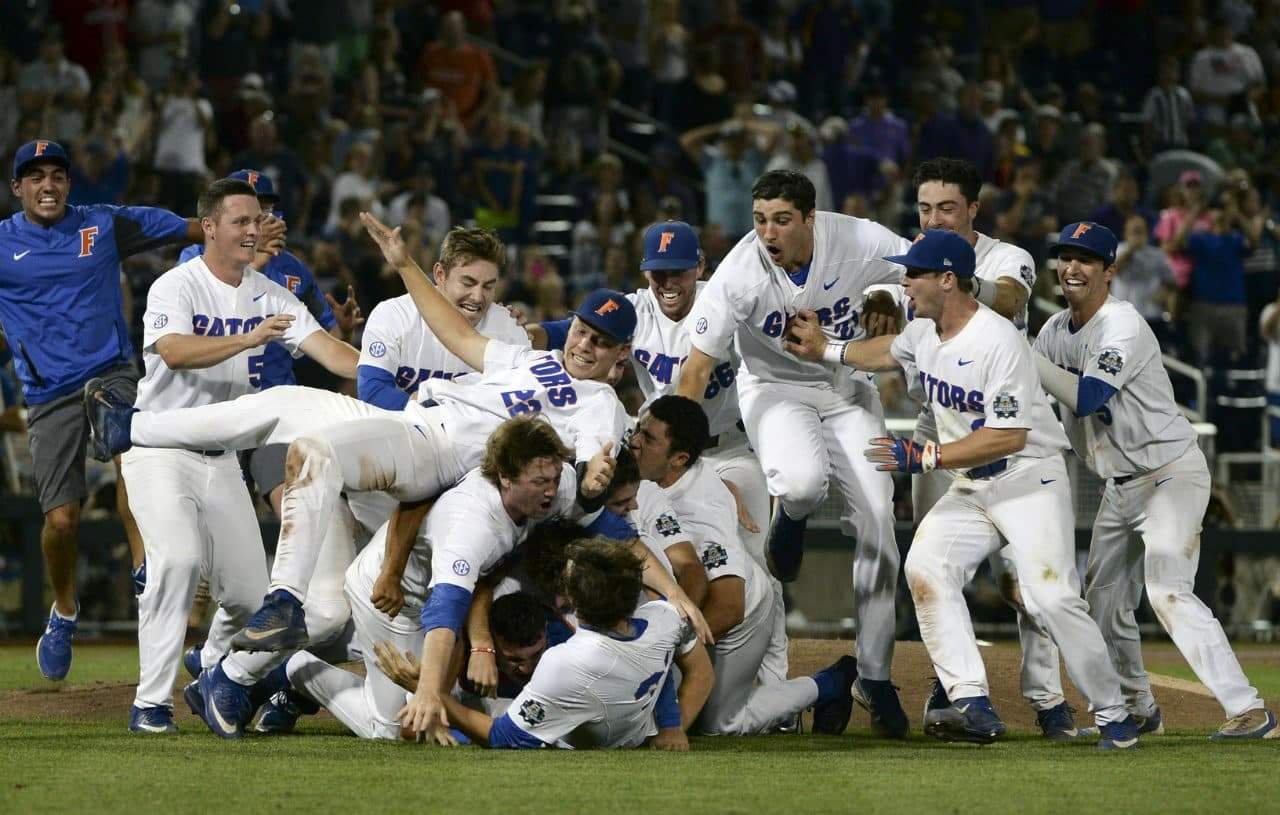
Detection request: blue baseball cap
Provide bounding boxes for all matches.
[228,168,278,201]
[884,229,976,278]
[640,220,700,271]
[574,289,637,343]
[1049,222,1117,264]
[12,139,70,180]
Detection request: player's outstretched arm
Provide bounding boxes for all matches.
[400,626,460,746]
[675,347,718,403]
[372,641,420,692]
[976,277,1030,322]
[464,581,499,698]
[783,309,898,371]
[372,499,434,617]
[630,540,714,644]
[865,426,1027,474]
[701,575,746,641]
[153,313,295,370]
[663,541,709,607]
[674,641,714,733]
[298,331,359,378]
[440,692,496,747]
[360,212,490,371]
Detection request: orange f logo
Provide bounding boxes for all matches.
[657,231,675,253]
[33,140,49,157]
[595,299,620,316]
[246,170,260,189]
[1071,222,1094,239]
[79,226,98,258]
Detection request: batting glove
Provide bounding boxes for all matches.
[864,436,940,474]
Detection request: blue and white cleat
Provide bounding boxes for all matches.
[1097,715,1140,750]
[852,677,910,739]
[1135,707,1164,735]
[1210,708,1279,741]
[924,696,1007,745]
[1037,702,1098,741]
[36,605,77,681]
[183,680,206,725]
[230,589,308,652]
[811,655,859,735]
[129,704,178,734]
[131,561,147,597]
[183,643,204,680]
[922,677,950,726]
[83,377,136,462]
[197,661,254,739]
[255,689,320,734]
[766,509,808,582]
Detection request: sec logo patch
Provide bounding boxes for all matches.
[153,314,168,329]
[695,318,708,334]
[452,559,471,576]
[368,341,387,358]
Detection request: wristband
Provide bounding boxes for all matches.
[823,341,848,367]
[921,440,941,473]
[470,647,496,655]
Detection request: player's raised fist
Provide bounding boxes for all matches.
[581,441,616,498]
[782,309,828,361]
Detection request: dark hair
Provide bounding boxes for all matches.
[489,592,547,648]
[197,178,257,220]
[565,538,644,630]
[646,395,709,468]
[956,276,974,294]
[912,158,982,206]
[479,416,572,487]
[439,226,505,274]
[610,445,640,491]
[751,169,816,215]
[522,519,592,599]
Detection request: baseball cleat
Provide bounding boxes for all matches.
[922,677,950,726]
[766,509,808,582]
[129,704,178,734]
[197,661,253,739]
[131,560,146,597]
[183,680,207,725]
[183,643,204,680]
[811,655,859,735]
[1209,708,1279,741]
[1037,702,1098,741]
[83,377,136,462]
[852,677,910,739]
[36,604,77,681]
[231,589,308,652]
[1135,707,1164,735]
[255,689,319,734]
[924,696,1006,745]
[1097,715,1140,750]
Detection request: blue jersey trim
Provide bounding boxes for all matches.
[358,365,410,410]
[419,583,473,635]
[1076,376,1118,417]
[653,671,680,729]
[541,318,573,351]
[585,509,637,541]
[488,713,549,749]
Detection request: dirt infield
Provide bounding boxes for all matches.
[0,639,1252,732]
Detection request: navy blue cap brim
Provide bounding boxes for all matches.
[640,257,698,272]
[13,155,69,180]
[1047,241,1107,261]
[883,252,950,271]
[574,312,631,343]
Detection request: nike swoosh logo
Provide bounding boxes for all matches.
[208,696,238,735]
[136,720,171,733]
[956,704,970,714]
[1040,479,1056,485]
[1155,477,1173,487]
[414,425,428,439]
[241,626,285,640]
[958,359,974,366]
[252,292,267,301]
[823,277,839,290]
[13,250,30,261]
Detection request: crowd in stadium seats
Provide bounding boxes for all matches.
[2,0,1280,495]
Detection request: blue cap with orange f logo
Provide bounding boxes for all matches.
[1049,221,1117,264]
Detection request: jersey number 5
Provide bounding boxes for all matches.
[248,354,265,388]
[634,670,663,702]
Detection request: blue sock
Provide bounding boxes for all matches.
[812,667,841,704]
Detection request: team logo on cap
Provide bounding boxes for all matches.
[245,170,260,188]
[1071,223,1094,239]
[34,140,50,157]
[943,257,952,267]
[993,392,1020,419]
[519,699,547,725]
[595,299,620,316]
[1097,348,1124,375]
[701,542,728,570]
[658,231,675,253]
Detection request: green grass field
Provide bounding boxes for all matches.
[3,643,1278,814]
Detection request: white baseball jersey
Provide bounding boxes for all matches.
[891,306,1069,465]
[1034,297,1198,478]
[504,599,696,749]
[137,257,323,411]
[1262,302,1280,395]
[352,464,580,610]
[662,459,771,629]
[422,340,632,464]
[687,211,910,391]
[358,295,528,397]
[628,283,741,436]
[632,480,685,578]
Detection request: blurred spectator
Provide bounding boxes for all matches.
[991,114,1030,188]
[1087,172,1157,242]
[152,72,213,216]
[468,112,534,241]
[1239,179,1280,363]
[793,0,866,116]
[912,38,963,114]
[599,0,649,108]
[980,81,1015,134]
[994,158,1056,264]
[288,0,347,77]
[68,139,129,205]
[363,24,410,120]
[1029,104,1070,180]
[1207,113,1265,177]
[680,116,774,238]
[388,164,451,246]
[1188,18,1266,130]
[819,116,882,214]
[917,82,994,181]
[1073,82,1105,126]
[761,13,799,84]
[1112,213,1176,330]
[326,141,384,233]
[648,0,689,124]
[673,44,733,132]
[1049,123,1118,224]
[129,0,195,92]
[1142,54,1196,154]
[417,10,498,131]
[695,0,761,97]
[1174,194,1252,365]
[231,114,313,229]
[638,145,697,227]
[849,83,910,168]
[544,2,620,145]
[1155,169,1213,290]
[501,61,547,145]
[17,30,90,113]
[570,194,633,295]
[1262,290,1280,447]
[198,0,270,110]
[765,121,832,212]
[0,50,21,152]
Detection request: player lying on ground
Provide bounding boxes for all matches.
[784,229,1139,750]
[84,212,637,655]
[1033,221,1278,741]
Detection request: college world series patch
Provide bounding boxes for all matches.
[518,699,547,726]
[992,392,1021,419]
[1096,348,1124,375]
[655,513,682,537]
[701,542,728,569]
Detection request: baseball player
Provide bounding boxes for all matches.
[675,169,910,737]
[1033,222,1278,740]
[123,178,358,734]
[434,539,715,750]
[0,139,275,681]
[784,230,1139,749]
[629,395,862,736]
[85,212,637,658]
[908,158,1081,740]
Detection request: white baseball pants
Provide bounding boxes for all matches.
[1085,446,1264,719]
